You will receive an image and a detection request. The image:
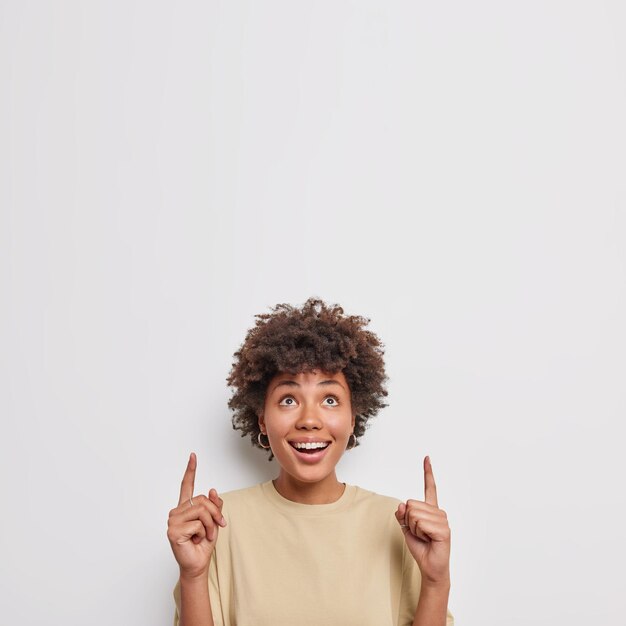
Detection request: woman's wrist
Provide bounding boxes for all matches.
[420,577,451,595]
[179,569,214,626]
[412,578,451,626]
[179,569,210,586]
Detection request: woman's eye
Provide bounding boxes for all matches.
[278,396,338,406]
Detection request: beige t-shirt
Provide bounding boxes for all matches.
[173,480,454,626]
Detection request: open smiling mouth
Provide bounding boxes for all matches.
[288,441,331,461]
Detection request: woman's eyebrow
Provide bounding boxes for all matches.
[271,380,345,392]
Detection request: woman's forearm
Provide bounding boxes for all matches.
[179,574,214,626]
[411,581,450,626]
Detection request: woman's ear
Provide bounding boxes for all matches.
[258,412,265,432]
[351,413,356,430]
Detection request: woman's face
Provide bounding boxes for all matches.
[259,369,355,486]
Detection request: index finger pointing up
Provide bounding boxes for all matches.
[178,452,197,506]
[424,455,439,507]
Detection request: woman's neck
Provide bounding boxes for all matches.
[273,471,346,504]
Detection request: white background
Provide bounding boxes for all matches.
[1,1,625,624]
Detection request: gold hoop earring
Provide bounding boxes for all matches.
[347,433,357,449]
[258,432,271,449]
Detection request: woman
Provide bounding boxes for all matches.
[168,298,454,626]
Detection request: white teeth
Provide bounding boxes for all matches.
[292,442,329,450]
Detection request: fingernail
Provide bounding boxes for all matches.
[220,517,227,527]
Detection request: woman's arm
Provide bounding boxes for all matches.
[168,454,225,626]
[395,457,453,626]
[411,581,451,626]
[179,574,214,626]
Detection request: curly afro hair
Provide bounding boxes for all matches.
[226,297,389,460]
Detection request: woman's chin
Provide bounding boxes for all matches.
[277,452,338,483]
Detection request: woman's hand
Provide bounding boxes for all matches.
[395,456,451,587]
[167,452,226,580]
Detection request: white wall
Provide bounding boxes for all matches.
[1,1,625,624]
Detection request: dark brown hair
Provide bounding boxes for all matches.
[226,297,389,459]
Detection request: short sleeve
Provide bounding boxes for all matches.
[398,542,455,626]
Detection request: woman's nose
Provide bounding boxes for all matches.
[296,404,323,429]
